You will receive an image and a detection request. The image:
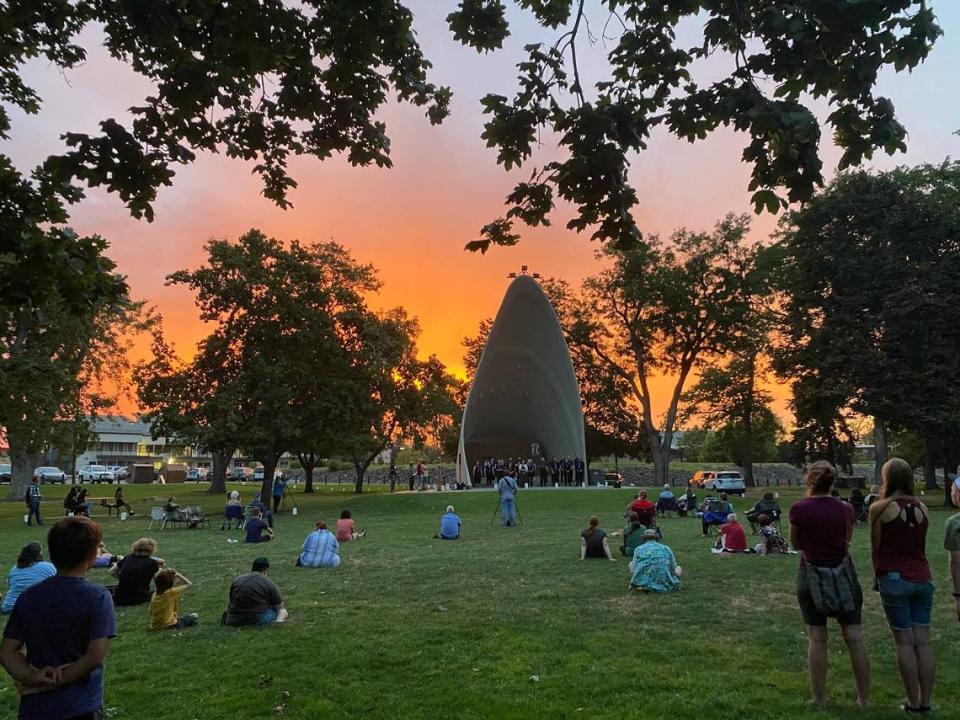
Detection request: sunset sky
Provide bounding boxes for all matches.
[7,3,959,422]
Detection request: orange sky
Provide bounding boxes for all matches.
[7,3,959,425]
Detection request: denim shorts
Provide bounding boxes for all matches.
[257,608,279,625]
[877,572,934,630]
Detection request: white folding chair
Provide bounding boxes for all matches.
[148,507,165,530]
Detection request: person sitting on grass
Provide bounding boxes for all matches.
[244,508,274,544]
[756,515,790,556]
[715,513,749,553]
[112,537,164,606]
[2,543,56,615]
[297,521,341,568]
[92,542,119,570]
[223,557,288,626]
[619,512,647,557]
[629,529,682,592]
[436,506,461,540]
[149,569,199,631]
[581,516,615,561]
[0,516,116,720]
[336,509,366,542]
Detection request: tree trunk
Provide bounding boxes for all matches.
[649,434,670,487]
[873,421,888,486]
[741,352,756,487]
[923,438,939,490]
[298,453,318,493]
[8,433,42,501]
[206,449,233,494]
[353,459,366,494]
[260,455,280,501]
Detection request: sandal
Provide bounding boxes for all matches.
[900,704,931,714]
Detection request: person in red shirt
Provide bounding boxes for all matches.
[627,490,656,529]
[716,514,748,552]
[335,509,365,542]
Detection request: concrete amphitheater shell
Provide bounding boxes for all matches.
[456,275,586,486]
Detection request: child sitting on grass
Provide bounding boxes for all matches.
[149,569,198,631]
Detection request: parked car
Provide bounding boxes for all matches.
[77,465,116,483]
[0,464,11,483]
[186,467,207,482]
[230,466,254,482]
[108,465,130,481]
[689,470,716,489]
[703,470,747,496]
[253,467,282,482]
[33,466,67,484]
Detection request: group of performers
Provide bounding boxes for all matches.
[471,456,586,487]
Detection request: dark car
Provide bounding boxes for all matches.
[0,464,11,483]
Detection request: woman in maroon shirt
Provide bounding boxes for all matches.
[788,460,869,710]
[869,457,934,713]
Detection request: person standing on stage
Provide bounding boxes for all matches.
[574,457,585,486]
[497,470,519,527]
[539,461,548,488]
[550,457,560,486]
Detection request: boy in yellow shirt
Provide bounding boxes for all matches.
[149,569,199,630]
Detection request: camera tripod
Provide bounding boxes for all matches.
[490,497,523,527]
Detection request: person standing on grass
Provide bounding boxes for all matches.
[416,459,426,490]
[25,477,42,527]
[223,557,288,626]
[789,460,869,710]
[945,475,960,623]
[496,469,519,527]
[0,516,116,720]
[113,486,134,516]
[869,458,934,713]
[271,474,286,514]
[149,569,199,631]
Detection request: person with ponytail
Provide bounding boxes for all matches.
[869,457,934,713]
[789,460,870,709]
[580,516,614,560]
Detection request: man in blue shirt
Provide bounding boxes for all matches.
[244,508,274,543]
[0,516,116,720]
[271,475,287,514]
[297,520,341,568]
[437,506,461,540]
[497,470,519,527]
[25,478,42,527]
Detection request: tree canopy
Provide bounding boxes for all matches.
[456,0,941,252]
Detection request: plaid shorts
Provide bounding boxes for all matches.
[796,556,863,626]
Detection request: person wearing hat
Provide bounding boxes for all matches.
[223,557,288,626]
[946,474,960,622]
[628,529,682,592]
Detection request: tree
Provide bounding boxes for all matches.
[564,213,757,485]
[344,311,460,494]
[682,354,774,486]
[455,1,942,253]
[774,162,960,495]
[0,164,140,497]
[139,231,386,499]
[136,329,247,495]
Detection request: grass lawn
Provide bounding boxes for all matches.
[0,482,956,719]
